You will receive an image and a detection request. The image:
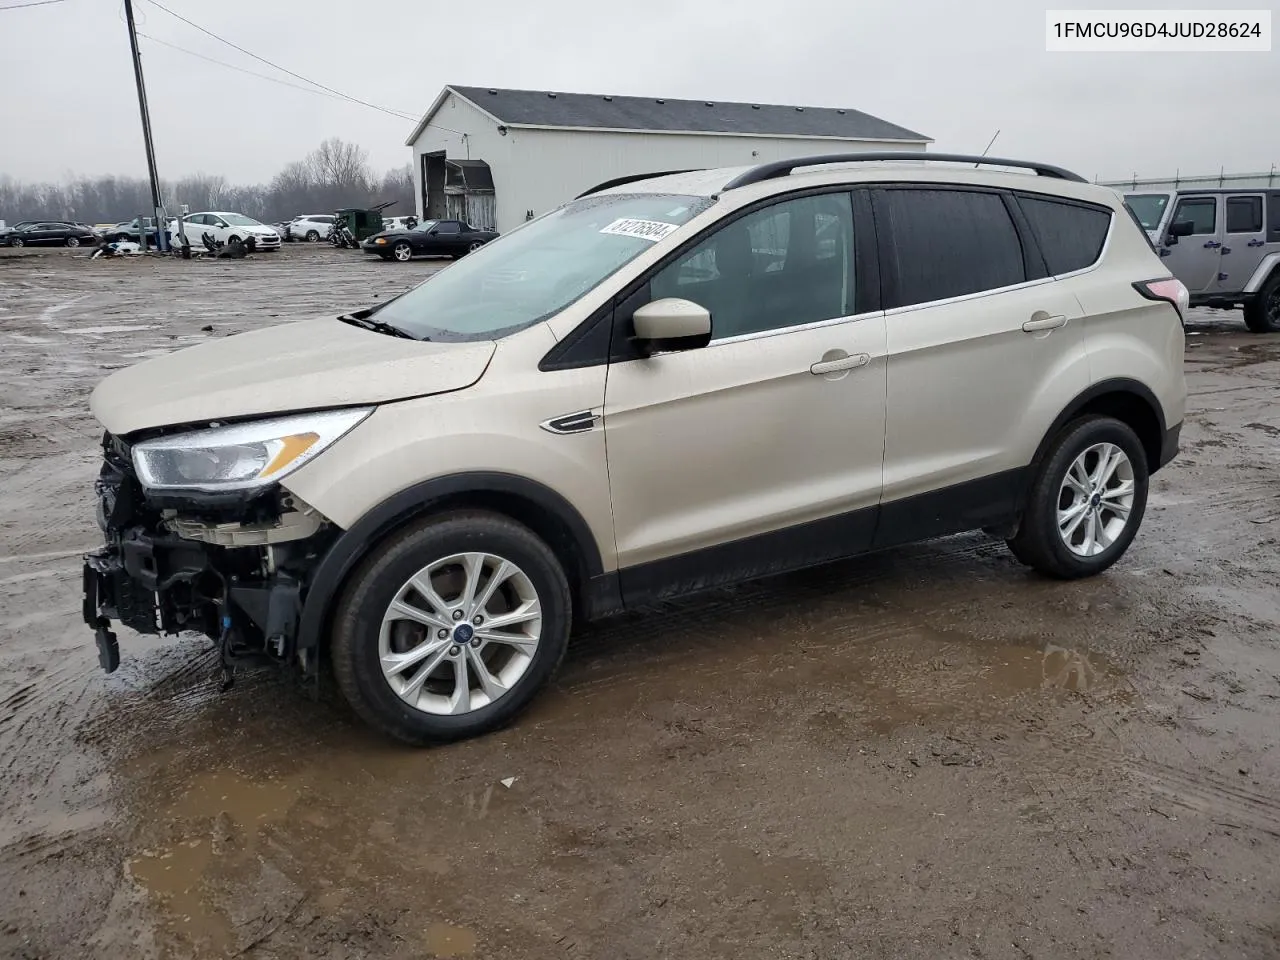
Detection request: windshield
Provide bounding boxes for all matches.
[1124,193,1171,230]
[372,193,713,341]
[411,220,438,232]
[221,213,261,227]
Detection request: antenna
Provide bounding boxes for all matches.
[974,129,1000,166]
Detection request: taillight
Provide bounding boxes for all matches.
[1133,277,1189,323]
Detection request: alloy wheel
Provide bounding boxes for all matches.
[468,240,483,252]
[1056,442,1135,557]
[10,237,23,248]
[66,236,80,248]
[378,552,542,715]
[393,242,412,262]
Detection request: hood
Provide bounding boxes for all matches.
[91,317,496,435]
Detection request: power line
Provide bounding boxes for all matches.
[0,0,73,11]
[136,32,353,105]
[143,0,418,122]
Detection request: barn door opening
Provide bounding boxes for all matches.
[444,159,496,232]
[422,152,446,220]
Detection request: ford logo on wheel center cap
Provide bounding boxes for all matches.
[454,623,474,644]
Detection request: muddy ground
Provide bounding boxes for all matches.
[0,243,1278,960]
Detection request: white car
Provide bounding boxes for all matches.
[285,214,337,242]
[183,212,281,250]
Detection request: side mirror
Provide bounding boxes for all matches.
[428,229,439,235]
[632,298,712,354]
[1167,220,1195,239]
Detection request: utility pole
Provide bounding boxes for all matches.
[123,0,167,251]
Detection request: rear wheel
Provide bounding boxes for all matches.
[65,236,80,248]
[1007,416,1148,579]
[392,241,413,262]
[1243,274,1280,333]
[331,511,571,745]
[113,233,130,243]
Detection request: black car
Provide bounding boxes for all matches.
[361,218,499,262]
[6,221,99,248]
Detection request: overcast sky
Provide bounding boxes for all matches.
[1,0,1276,186]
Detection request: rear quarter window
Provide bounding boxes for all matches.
[1018,196,1112,275]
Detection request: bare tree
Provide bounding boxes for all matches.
[0,138,406,225]
[306,138,371,190]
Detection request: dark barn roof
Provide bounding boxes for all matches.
[410,85,929,143]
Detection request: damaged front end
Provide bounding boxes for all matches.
[82,426,347,684]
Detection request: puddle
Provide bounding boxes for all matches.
[425,922,478,957]
[128,837,229,953]
[170,769,300,825]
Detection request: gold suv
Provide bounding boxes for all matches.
[84,153,1189,744]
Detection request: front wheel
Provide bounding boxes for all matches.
[392,241,413,262]
[331,511,571,745]
[9,236,23,248]
[1243,274,1280,333]
[306,230,320,242]
[1007,416,1149,579]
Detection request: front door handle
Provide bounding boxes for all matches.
[1248,239,1266,247]
[1022,314,1068,333]
[810,353,870,375]
[1204,240,1221,249]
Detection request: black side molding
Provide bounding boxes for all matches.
[721,152,1088,192]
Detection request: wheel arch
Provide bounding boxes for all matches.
[296,472,608,653]
[1029,379,1167,483]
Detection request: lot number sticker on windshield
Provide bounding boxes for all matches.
[600,218,680,242]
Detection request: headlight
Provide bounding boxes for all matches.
[131,408,372,492]
[373,237,387,245]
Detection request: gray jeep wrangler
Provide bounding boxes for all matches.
[1125,189,1280,333]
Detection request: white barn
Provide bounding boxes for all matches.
[405,85,931,234]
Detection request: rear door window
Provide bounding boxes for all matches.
[1018,195,1112,275]
[879,188,1025,308]
[1225,196,1263,233]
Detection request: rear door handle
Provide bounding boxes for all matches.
[1248,239,1266,247]
[810,353,870,375]
[1022,314,1068,333]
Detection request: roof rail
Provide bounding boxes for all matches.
[575,169,703,199]
[720,152,1088,191]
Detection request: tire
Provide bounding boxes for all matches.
[1007,416,1149,580]
[113,233,130,243]
[227,234,241,245]
[9,237,23,248]
[1243,273,1280,333]
[331,510,572,745]
[392,241,413,262]
[467,240,483,253]
[65,236,80,248]
[306,230,320,242]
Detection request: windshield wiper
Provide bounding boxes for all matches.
[337,313,420,340]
